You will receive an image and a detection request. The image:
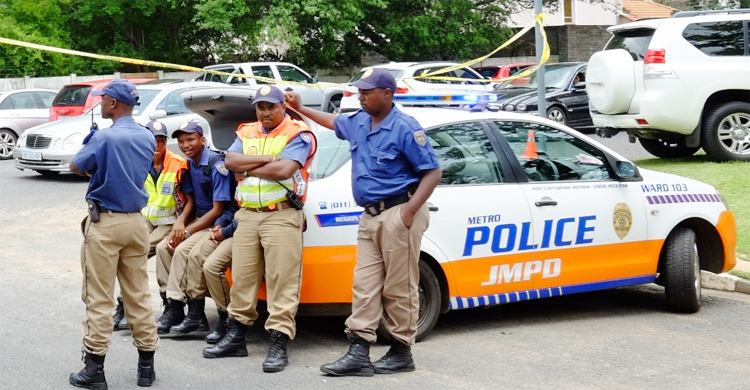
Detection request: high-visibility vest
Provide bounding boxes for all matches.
[142,150,188,226]
[235,117,317,209]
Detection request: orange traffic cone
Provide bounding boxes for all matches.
[523,130,538,159]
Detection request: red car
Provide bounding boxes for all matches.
[49,78,154,121]
[474,63,535,80]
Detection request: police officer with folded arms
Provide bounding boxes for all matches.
[285,69,441,376]
[69,79,159,388]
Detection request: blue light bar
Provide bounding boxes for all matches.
[393,94,499,104]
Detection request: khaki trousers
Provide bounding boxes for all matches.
[344,203,429,346]
[154,228,208,300]
[145,222,172,258]
[228,208,303,338]
[80,212,159,355]
[186,234,233,311]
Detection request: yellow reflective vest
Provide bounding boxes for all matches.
[235,117,317,209]
[142,150,189,226]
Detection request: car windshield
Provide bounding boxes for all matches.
[475,68,498,78]
[85,89,162,117]
[308,130,351,180]
[349,69,405,83]
[53,86,92,106]
[500,66,577,90]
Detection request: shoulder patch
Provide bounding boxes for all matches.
[215,161,229,176]
[300,133,312,144]
[413,130,427,147]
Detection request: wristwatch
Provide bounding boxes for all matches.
[184,230,191,239]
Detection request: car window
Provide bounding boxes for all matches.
[503,65,577,90]
[682,21,746,56]
[309,130,351,180]
[53,86,92,106]
[453,67,482,85]
[476,67,499,78]
[155,92,191,116]
[427,121,504,185]
[277,65,311,83]
[604,29,655,61]
[492,121,611,182]
[417,67,454,84]
[252,65,274,85]
[200,66,237,83]
[0,92,40,110]
[37,92,56,108]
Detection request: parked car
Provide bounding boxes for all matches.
[0,89,57,160]
[495,62,593,130]
[340,62,497,112]
[194,62,343,113]
[49,78,154,122]
[474,63,535,80]
[13,81,219,175]
[181,87,736,341]
[588,9,750,161]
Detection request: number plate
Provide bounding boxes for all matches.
[22,151,42,161]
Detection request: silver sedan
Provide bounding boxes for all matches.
[0,89,58,160]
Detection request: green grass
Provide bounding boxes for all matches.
[635,156,749,259]
[729,269,750,280]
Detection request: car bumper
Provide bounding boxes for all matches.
[13,148,76,172]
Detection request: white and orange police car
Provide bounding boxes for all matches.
[183,88,736,341]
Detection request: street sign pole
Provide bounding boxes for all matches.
[535,0,546,119]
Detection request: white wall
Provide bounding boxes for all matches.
[508,0,620,27]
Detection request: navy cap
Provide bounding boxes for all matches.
[352,68,397,91]
[252,85,285,105]
[171,121,204,138]
[91,79,140,106]
[145,120,168,138]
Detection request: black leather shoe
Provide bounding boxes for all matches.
[205,310,228,344]
[156,299,185,334]
[69,353,107,389]
[171,298,209,334]
[373,342,415,374]
[202,317,248,359]
[262,330,289,373]
[112,297,124,331]
[320,335,374,377]
[136,350,155,387]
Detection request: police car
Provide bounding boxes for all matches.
[183,87,736,341]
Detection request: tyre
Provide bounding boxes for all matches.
[547,107,567,125]
[36,170,60,176]
[0,129,18,160]
[662,228,701,313]
[638,138,700,158]
[377,259,442,343]
[326,96,342,114]
[701,101,750,161]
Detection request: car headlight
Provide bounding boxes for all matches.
[516,103,527,111]
[17,133,27,147]
[63,133,83,150]
[52,138,62,150]
[504,104,514,111]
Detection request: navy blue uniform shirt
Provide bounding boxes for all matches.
[334,106,439,206]
[186,146,232,218]
[73,116,155,212]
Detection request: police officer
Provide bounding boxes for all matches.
[69,79,159,388]
[285,69,441,376]
[153,121,232,334]
[203,86,316,374]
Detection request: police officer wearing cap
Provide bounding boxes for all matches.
[69,79,159,388]
[153,121,232,334]
[286,68,441,376]
[203,85,316,373]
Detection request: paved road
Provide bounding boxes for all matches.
[2,145,748,390]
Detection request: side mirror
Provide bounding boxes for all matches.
[150,110,167,120]
[615,161,640,181]
[311,76,319,84]
[574,81,586,90]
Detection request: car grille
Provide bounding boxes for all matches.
[26,135,52,149]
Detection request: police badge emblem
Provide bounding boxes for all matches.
[362,68,374,79]
[247,146,258,156]
[613,203,632,240]
[413,130,427,146]
[260,86,272,95]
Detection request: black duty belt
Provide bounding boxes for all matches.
[363,191,412,217]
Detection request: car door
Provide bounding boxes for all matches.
[274,64,323,108]
[488,119,651,293]
[0,91,50,130]
[556,67,591,127]
[421,120,538,307]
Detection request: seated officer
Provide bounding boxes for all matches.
[113,120,194,331]
[153,121,232,334]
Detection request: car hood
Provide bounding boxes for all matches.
[495,88,566,106]
[23,114,112,138]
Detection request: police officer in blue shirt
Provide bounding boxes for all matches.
[69,79,159,388]
[286,68,442,376]
[154,121,233,334]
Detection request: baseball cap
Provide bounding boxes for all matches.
[251,85,285,105]
[145,120,168,138]
[171,121,204,138]
[91,79,140,106]
[352,68,397,91]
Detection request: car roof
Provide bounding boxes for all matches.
[60,78,155,89]
[135,80,218,92]
[204,62,297,68]
[366,61,462,70]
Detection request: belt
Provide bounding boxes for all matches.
[243,200,295,212]
[363,191,412,217]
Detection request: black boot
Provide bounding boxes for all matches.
[112,297,125,331]
[373,342,415,374]
[170,298,209,334]
[202,317,248,359]
[136,350,155,387]
[205,309,228,344]
[320,335,374,377]
[69,353,107,389]
[156,299,185,334]
[263,330,289,373]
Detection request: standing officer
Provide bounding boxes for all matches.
[69,79,159,388]
[285,69,441,376]
[203,86,316,374]
[154,121,231,334]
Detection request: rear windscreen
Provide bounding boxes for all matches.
[604,29,655,61]
[52,86,93,106]
[476,68,498,78]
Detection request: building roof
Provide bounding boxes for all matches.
[622,0,678,21]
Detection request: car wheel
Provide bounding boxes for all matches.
[638,138,700,158]
[547,107,566,125]
[36,170,60,176]
[326,96,342,114]
[377,258,442,343]
[662,227,701,313]
[0,129,18,160]
[701,101,750,161]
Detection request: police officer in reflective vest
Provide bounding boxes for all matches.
[285,69,441,376]
[69,79,159,388]
[204,85,316,374]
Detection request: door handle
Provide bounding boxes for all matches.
[534,199,558,207]
[427,202,439,212]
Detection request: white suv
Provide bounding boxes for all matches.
[587,10,750,161]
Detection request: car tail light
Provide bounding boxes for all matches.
[343,91,355,97]
[394,87,410,94]
[644,49,666,64]
[636,119,649,125]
